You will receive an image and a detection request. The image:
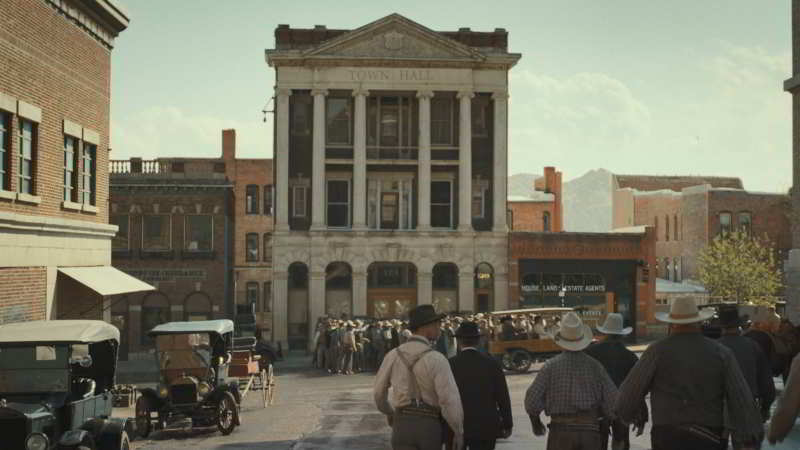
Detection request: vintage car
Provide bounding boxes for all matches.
[488,307,586,373]
[0,320,131,450]
[136,320,241,437]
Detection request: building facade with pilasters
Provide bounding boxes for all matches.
[266,14,520,350]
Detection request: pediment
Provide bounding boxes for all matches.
[304,14,484,62]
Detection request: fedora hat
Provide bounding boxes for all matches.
[718,306,745,328]
[408,305,446,330]
[596,313,632,335]
[454,321,482,338]
[554,312,593,351]
[655,296,714,324]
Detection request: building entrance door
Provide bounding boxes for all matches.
[368,289,417,319]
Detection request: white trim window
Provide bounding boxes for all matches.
[184,215,213,251]
[81,142,96,205]
[431,180,453,228]
[431,97,455,146]
[0,111,9,191]
[18,119,35,195]
[63,135,78,202]
[326,97,352,146]
[471,181,489,219]
[326,178,350,228]
[142,215,171,250]
[292,185,308,218]
[367,176,414,230]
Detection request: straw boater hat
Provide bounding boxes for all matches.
[655,296,714,324]
[596,313,632,335]
[554,312,593,352]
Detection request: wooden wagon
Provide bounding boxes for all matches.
[488,307,576,373]
[230,337,276,407]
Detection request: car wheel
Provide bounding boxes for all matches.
[501,353,514,371]
[216,391,238,435]
[135,396,152,439]
[511,349,533,373]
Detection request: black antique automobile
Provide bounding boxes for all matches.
[0,320,131,450]
[136,320,241,437]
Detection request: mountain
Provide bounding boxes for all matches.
[508,169,613,232]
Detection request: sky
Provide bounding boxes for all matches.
[111,1,793,193]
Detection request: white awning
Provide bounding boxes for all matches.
[58,266,155,296]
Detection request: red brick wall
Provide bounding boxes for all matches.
[509,201,556,232]
[632,193,684,279]
[0,267,46,324]
[0,0,113,223]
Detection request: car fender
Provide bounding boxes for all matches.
[209,382,241,405]
[59,429,91,447]
[94,417,130,447]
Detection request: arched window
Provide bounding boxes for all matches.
[184,292,212,321]
[246,282,259,311]
[673,214,679,241]
[246,233,259,262]
[246,185,259,215]
[543,212,551,232]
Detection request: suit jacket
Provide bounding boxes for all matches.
[449,349,513,441]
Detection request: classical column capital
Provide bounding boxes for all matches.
[275,87,293,98]
[492,91,509,101]
[311,88,329,97]
[416,90,435,99]
[352,88,370,98]
[456,90,475,100]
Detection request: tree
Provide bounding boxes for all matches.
[698,231,782,306]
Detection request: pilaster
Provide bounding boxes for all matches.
[417,271,433,305]
[494,272,509,311]
[352,88,370,230]
[417,90,434,231]
[309,271,326,349]
[458,269,474,312]
[492,91,509,232]
[272,271,289,348]
[457,90,474,232]
[275,88,292,232]
[311,89,329,231]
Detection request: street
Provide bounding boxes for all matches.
[127,357,800,450]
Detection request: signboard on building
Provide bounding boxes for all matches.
[123,269,207,283]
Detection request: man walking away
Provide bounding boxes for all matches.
[768,353,800,444]
[584,313,646,450]
[449,321,512,450]
[342,322,356,375]
[615,297,764,450]
[525,312,618,450]
[374,305,464,450]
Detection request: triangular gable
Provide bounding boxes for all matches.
[303,13,485,61]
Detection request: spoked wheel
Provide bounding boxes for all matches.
[119,431,131,450]
[217,391,238,435]
[267,364,276,405]
[135,396,152,439]
[259,368,269,408]
[510,350,533,373]
[501,353,514,371]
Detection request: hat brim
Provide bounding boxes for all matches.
[596,325,633,335]
[655,309,715,324]
[554,324,593,351]
[409,313,446,330]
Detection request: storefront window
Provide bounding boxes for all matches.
[143,215,170,250]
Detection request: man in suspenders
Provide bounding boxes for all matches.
[374,305,465,450]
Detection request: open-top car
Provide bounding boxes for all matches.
[0,320,131,450]
[136,320,241,438]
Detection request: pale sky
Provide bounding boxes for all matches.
[111,1,793,193]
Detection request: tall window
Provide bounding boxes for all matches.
[143,215,171,250]
[63,136,78,202]
[431,180,453,228]
[367,178,413,230]
[664,257,671,280]
[18,119,35,195]
[327,179,350,228]
[326,97,352,145]
[471,184,487,219]
[674,214,679,241]
[185,215,213,251]
[246,282,259,310]
[263,185,274,216]
[366,95,418,149]
[0,112,10,190]
[471,96,490,137]
[719,212,732,235]
[431,98,454,146]
[81,143,96,205]
[291,95,312,136]
[543,212,551,232]
[246,233,259,262]
[263,282,272,312]
[110,215,129,250]
[263,233,271,262]
[738,212,752,235]
[292,185,307,218]
[665,215,670,241]
[245,185,259,214]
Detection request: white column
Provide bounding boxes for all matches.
[272,271,289,348]
[311,89,328,231]
[275,88,292,232]
[494,272,509,311]
[457,91,474,231]
[352,89,369,230]
[492,91,509,233]
[352,272,367,316]
[417,90,434,230]
[309,271,326,350]
[417,272,433,305]
[458,268,474,313]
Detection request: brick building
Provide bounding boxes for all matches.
[508,166,563,232]
[267,14,518,350]
[0,0,153,326]
[612,174,791,283]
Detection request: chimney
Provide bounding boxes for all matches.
[222,129,236,161]
[130,157,142,174]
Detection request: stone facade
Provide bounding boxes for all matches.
[0,0,128,324]
[267,14,520,350]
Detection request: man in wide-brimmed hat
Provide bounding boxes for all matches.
[525,311,618,449]
[616,297,763,450]
[374,305,464,450]
[716,306,774,449]
[584,313,646,450]
[447,321,512,450]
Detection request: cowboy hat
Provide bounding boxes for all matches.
[596,313,632,335]
[454,321,483,338]
[655,296,714,324]
[554,312,593,351]
[408,305,446,330]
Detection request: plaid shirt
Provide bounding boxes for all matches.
[525,351,618,419]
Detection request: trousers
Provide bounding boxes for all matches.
[464,439,496,450]
[391,412,442,450]
[546,424,603,450]
[651,424,726,450]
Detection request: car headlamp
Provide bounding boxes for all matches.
[25,433,48,450]
[198,382,211,396]
[158,384,169,398]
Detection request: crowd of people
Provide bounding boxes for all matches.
[369,298,800,450]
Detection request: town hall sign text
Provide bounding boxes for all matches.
[347,69,433,82]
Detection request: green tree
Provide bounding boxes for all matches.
[697,231,782,306]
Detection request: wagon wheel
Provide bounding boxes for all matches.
[260,368,268,408]
[134,396,152,439]
[267,364,276,405]
[510,349,533,373]
[217,391,238,435]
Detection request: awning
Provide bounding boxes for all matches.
[58,266,155,296]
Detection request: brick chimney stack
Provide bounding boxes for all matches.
[542,166,564,232]
[222,129,236,161]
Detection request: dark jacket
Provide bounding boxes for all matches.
[584,339,639,387]
[449,348,513,441]
[719,333,776,418]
